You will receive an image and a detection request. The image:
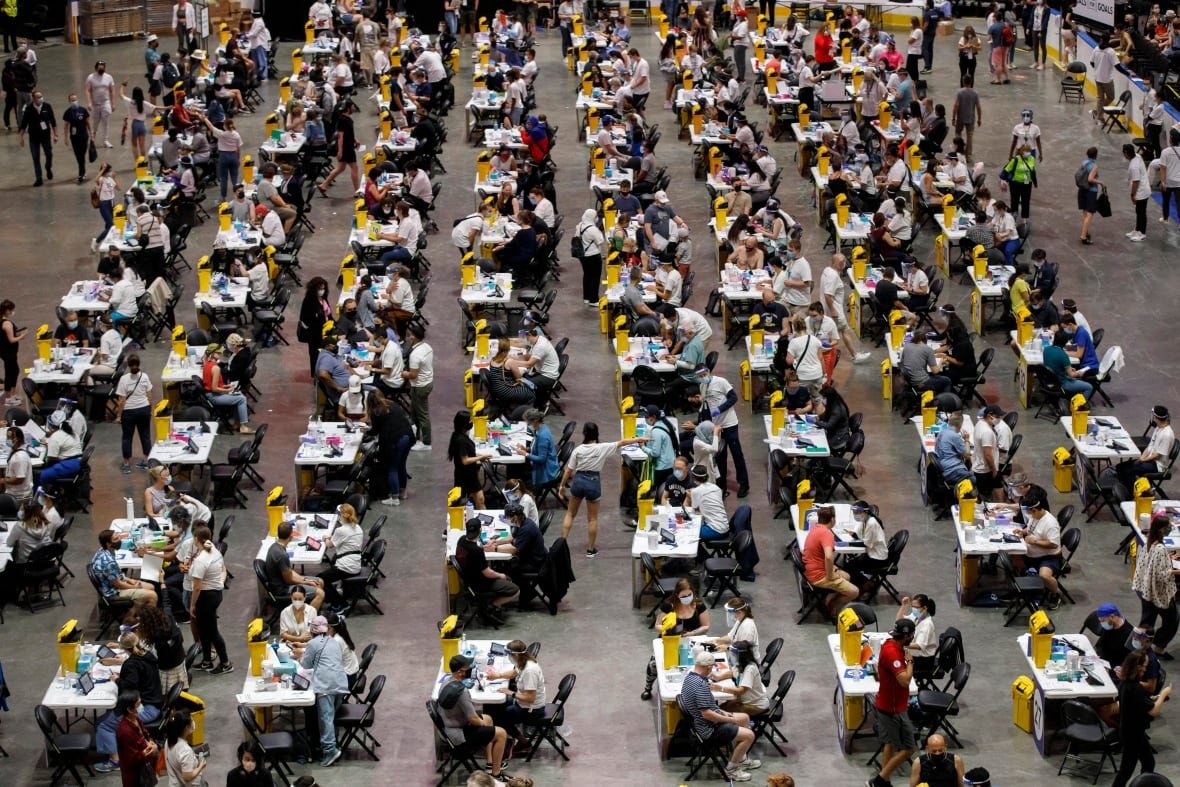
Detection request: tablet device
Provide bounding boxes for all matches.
[185,437,200,454]
[489,642,508,656]
[292,673,311,691]
[77,672,96,695]
[314,515,331,528]
[304,535,322,551]
[659,527,677,545]
[97,645,117,659]
[146,517,163,532]
[477,514,493,527]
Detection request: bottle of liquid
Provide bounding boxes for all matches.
[315,415,323,444]
[678,640,692,667]
[466,500,475,521]
[460,632,468,656]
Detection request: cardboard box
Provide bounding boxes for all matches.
[937,20,956,36]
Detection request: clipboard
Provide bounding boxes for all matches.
[139,553,164,585]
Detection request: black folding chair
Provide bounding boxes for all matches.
[427,699,482,786]
[860,529,909,604]
[750,669,796,757]
[236,705,296,786]
[701,530,754,608]
[1056,526,1083,604]
[997,551,1046,626]
[336,674,385,760]
[1057,699,1118,783]
[35,705,94,786]
[787,540,834,623]
[521,673,576,762]
[914,662,970,748]
[677,693,734,781]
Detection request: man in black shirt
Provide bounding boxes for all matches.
[53,311,90,348]
[455,518,519,623]
[874,268,905,317]
[658,456,695,506]
[62,92,92,182]
[18,87,55,186]
[486,502,548,605]
[753,289,790,335]
[264,521,326,609]
[1094,603,1134,667]
[1028,290,1059,330]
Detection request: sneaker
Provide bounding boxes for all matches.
[1160,217,1169,224]
[725,766,752,781]
[135,460,150,469]
[91,238,98,252]
[320,748,342,767]
[210,662,234,675]
[1130,232,1146,242]
[121,464,132,475]
[410,442,433,452]
[738,757,762,769]
[378,497,397,506]
[103,140,113,148]
[1125,230,1137,238]
[95,759,119,773]
[854,351,872,363]
[1046,595,1062,611]
[195,660,215,671]
[586,548,599,558]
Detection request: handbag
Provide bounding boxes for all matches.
[88,140,98,163]
[90,187,100,209]
[1096,186,1112,218]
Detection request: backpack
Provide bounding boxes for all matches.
[1001,23,1015,47]
[569,225,590,258]
[162,62,180,91]
[1074,161,1092,190]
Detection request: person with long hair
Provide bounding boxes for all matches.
[200,111,242,200]
[1111,649,1173,787]
[279,586,314,659]
[642,577,711,700]
[559,422,646,557]
[815,384,851,452]
[713,640,770,716]
[226,741,273,787]
[4,497,51,561]
[659,34,678,109]
[112,690,159,786]
[320,502,364,609]
[844,501,890,592]
[368,390,414,505]
[1133,514,1180,659]
[0,299,26,406]
[898,593,939,675]
[118,83,158,161]
[708,596,761,659]
[114,354,153,474]
[298,276,332,375]
[136,603,188,693]
[326,611,361,690]
[93,162,119,248]
[164,711,208,787]
[449,410,493,509]
[486,639,547,753]
[574,209,606,306]
[189,525,232,674]
[318,100,360,194]
[957,25,980,82]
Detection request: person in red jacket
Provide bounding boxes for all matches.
[521,115,550,163]
[115,690,159,787]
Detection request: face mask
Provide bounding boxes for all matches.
[242,758,256,773]
[67,320,79,329]
[292,600,305,610]
[526,426,536,436]
[910,608,923,621]
[4,440,11,449]
[820,398,828,407]
[928,752,947,763]
[697,375,710,385]
[673,469,686,481]
[70,100,79,108]
[505,490,519,502]
[1020,506,1031,521]
[345,309,357,317]
[164,475,172,484]
[318,288,327,297]
[679,594,694,605]
[1132,639,1144,651]
[1100,620,1114,631]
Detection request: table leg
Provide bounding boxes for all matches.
[632,556,642,609]
[1017,355,1031,409]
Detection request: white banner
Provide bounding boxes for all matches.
[1072,0,1114,28]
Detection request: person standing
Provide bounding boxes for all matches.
[301,616,349,767]
[61,93,92,183]
[986,13,1009,84]
[921,0,940,73]
[1132,514,1180,660]
[172,0,193,52]
[199,111,240,200]
[821,253,872,364]
[92,162,118,249]
[18,88,55,186]
[957,26,981,83]
[1000,144,1036,227]
[867,617,917,787]
[1089,38,1118,120]
[0,0,16,54]
[114,354,153,474]
[403,323,434,451]
[731,9,750,83]
[246,11,271,81]
[0,299,25,406]
[1029,0,1049,69]
[298,277,331,375]
[951,76,981,162]
[85,61,115,148]
[1159,128,1180,226]
[687,365,750,498]
[905,16,923,82]
[1076,146,1101,245]
[1124,143,1150,242]
[354,10,381,86]
[112,690,159,785]
[574,208,605,306]
[1110,650,1173,787]
[189,525,233,674]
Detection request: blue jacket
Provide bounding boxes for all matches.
[301,633,349,696]
[526,424,559,487]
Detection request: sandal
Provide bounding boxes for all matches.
[1080,237,1093,245]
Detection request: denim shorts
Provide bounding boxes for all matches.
[131,118,147,139]
[569,471,602,502]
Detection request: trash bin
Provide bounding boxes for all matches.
[1052,447,1074,493]
[1011,675,1034,733]
[176,692,206,744]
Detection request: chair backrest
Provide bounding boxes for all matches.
[1080,610,1102,636]
[362,674,386,707]
[761,637,784,671]
[538,510,553,535]
[1001,408,1017,431]
[552,673,576,708]
[996,550,1018,581]
[886,529,909,565]
[218,515,235,543]
[729,504,751,533]
[730,530,754,560]
[1061,527,1082,560]
[1057,505,1075,530]
[35,704,61,745]
[367,515,386,544]
[936,628,964,672]
[1061,698,1099,727]
[527,641,542,659]
[640,552,662,584]
[1005,433,1022,463]
[1128,774,1175,787]
[947,661,971,695]
[0,493,19,518]
[841,601,878,629]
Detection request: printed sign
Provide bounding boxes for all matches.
[1073,0,1114,27]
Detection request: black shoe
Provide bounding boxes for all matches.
[737,486,750,498]
[46,167,52,181]
[640,689,652,700]
[740,573,756,582]
[195,660,214,672]
[33,179,42,186]
[210,662,234,675]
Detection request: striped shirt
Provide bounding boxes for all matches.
[680,671,720,738]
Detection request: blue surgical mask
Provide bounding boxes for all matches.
[4,439,11,449]
[1100,620,1114,631]
[679,594,694,605]
[67,320,79,329]
[673,469,686,480]
[910,608,923,621]
[1131,639,1144,651]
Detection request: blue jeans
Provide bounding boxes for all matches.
[1061,377,1093,400]
[97,199,114,244]
[97,704,160,755]
[217,151,240,200]
[386,433,412,496]
[29,135,52,181]
[700,522,729,540]
[380,246,413,265]
[998,238,1020,266]
[317,693,344,757]
[251,45,268,79]
[211,391,248,424]
[444,11,458,36]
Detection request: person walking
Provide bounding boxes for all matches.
[85,61,115,148]
[905,16,923,82]
[1124,143,1150,242]
[1076,146,1102,244]
[62,92,92,183]
[2,55,16,130]
[92,162,118,249]
[1132,514,1180,660]
[114,354,153,474]
[17,88,55,186]
[574,208,605,306]
[957,26,981,83]
[1110,650,1172,787]
[558,422,646,555]
[318,100,360,195]
[1089,38,1118,120]
[298,277,331,375]
[0,299,26,406]
[951,75,981,162]
[987,13,1009,84]
[189,525,234,675]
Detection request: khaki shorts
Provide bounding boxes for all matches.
[360,48,376,73]
[116,587,156,604]
[813,575,858,595]
[832,312,850,333]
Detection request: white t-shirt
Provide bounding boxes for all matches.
[165,739,202,787]
[516,660,547,710]
[408,342,434,387]
[388,278,415,313]
[452,213,484,250]
[189,544,225,591]
[692,481,729,531]
[528,335,561,379]
[784,257,812,306]
[86,72,115,106]
[728,616,760,660]
[1159,146,1180,188]
[675,308,712,343]
[333,62,353,89]
[117,371,153,410]
[337,634,360,674]
[568,441,621,473]
[279,604,312,640]
[731,19,750,47]
[907,28,923,55]
[4,450,31,498]
[951,161,973,194]
[1090,47,1117,82]
[809,314,839,345]
[788,333,823,380]
[630,57,651,94]
[100,328,125,364]
[1128,155,1148,199]
[734,662,769,710]
[109,280,138,315]
[819,266,845,319]
[379,340,404,387]
[328,521,364,574]
[971,419,998,474]
[1146,424,1175,472]
[47,430,81,460]
[700,376,738,429]
[661,268,683,306]
[1011,122,1041,150]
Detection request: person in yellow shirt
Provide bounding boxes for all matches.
[1008,263,1030,316]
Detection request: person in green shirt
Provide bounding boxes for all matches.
[1042,329,1092,400]
[1002,143,1037,224]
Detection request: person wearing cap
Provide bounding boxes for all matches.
[840,501,888,591]
[143,33,161,75]
[437,655,511,780]
[255,204,286,247]
[1091,603,1136,666]
[594,114,625,159]
[202,343,255,434]
[518,407,559,493]
[299,615,348,767]
[679,645,761,782]
[866,616,917,787]
[643,190,689,255]
[333,375,367,424]
[1012,486,1063,609]
[38,410,83,486]
[1118,406,1175,489]
[487,501,549,589]
[970,405,1005,499]
[639,404,679,490]
[456,516,521,622]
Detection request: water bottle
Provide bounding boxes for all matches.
[678,640,692,666]
[668,513,676,532]
[315,415,324,445]
[460,632,468,655]
[466,500,475,521]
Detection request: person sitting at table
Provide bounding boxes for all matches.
[383,266,416,340]
[490,145,518,175]
[989,200,1019,266]
[934,317,976,389]
[677,646,761,784]
[1060,312,1101,373]
[4,499,52,562]
[51,310,89,348]
[658,456,695,507]
[685,463,728,541]
[255,204,286,248]
[901,330,950,394]
[278,586,314,659]
[653,256,683,307]
[1044,329,1093,401]
[225,182,255,226]
[264,522,325,612]
[843,500,890,592]
[0,427,33,502]
[640,576,710,700]
[724,177,753,218]
[1117,405,1174,489]
[486,502,548,605]
[751,288,790,337]
[803,503,863,618]
[202,342,255,434]
[142,465,173,518]
[507,327,560,408]
[727,235,765,272]
[1027,289,1059,330]
[437,655,512,781]
[335,375,367,424]
[361,165,393,211]
[931,410,972,486]
[95,636,164,775]
[711,639,771,717]
[917,157,943,206]
[869,213,910,273]
[313,336,350,407]
[456,517,520,623]
[318,502,364,612]
[100,267,138,324]
[377,201,423,268]
[492,209,538,278]
[943,151,973,202]
[1013,486,1064,610]
[754,199,793,244]
[1090,602,1136,668]
[483,638,548,755]
[484,345,535,420]
[775,371,812,416]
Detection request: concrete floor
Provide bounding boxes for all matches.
[0,20,1178,787]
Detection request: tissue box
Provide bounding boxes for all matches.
[273,661,298,677]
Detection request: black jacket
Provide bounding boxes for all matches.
[19,100,55,139]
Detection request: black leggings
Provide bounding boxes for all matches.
[121,405,152,460]
[1162,187,1179,221]
[1,350,17,393]
[318,565,359,605]
[1111,735,1155,787]
[1029,30,1047,64]
[1135,198,1148,234]
[580,254,602,304]
[1139,596,1179,652]
[305,338,322,376]
[1009,181,1032,220]
[195,589,228,663]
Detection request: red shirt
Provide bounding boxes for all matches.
[814,31,835,64]
[802,525,834,584]
[202,359,216,392]
[875,638,910,714]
